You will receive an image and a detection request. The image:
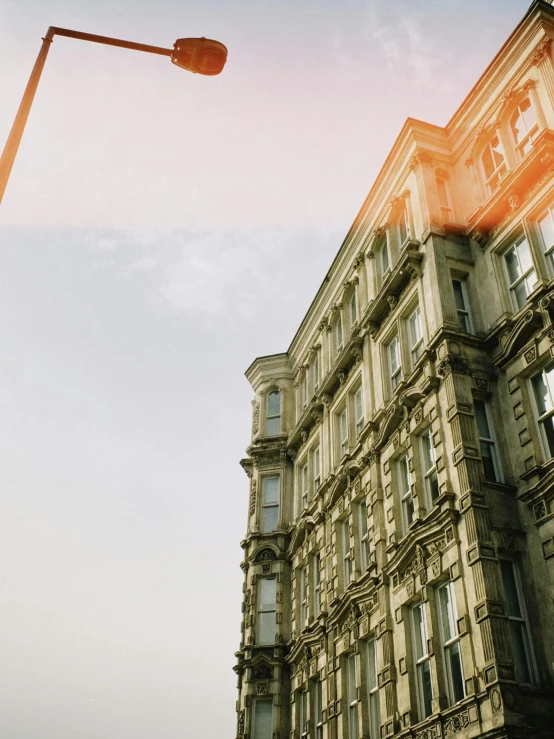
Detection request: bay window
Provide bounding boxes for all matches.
[421,430,439,506]
[254,699,273,739]
[359,500,370,571]
[408,305,424,364]
[473,399,501,482]
[398,455,414,533]
[438,582,465,704]
[266,390,281,436]
[481,134,507,194]
[338,407,349,458]
[452,278,472,332]
[366,638,380,739]
[531,365,554,459]
[261,477,280,533]
[354,385,364,438]
[412,602,433,720]
[500,560,537,685]
[504,236,536,311]
[257,578,277,644]
[510,97,538,158]
[345,654,359,739]
[388,335,402,390]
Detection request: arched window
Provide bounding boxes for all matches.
[266,390,281,436]
[510,97,538,158]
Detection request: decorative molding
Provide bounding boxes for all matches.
[437,355,469,376]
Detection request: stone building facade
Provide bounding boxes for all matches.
[234,2,554,738]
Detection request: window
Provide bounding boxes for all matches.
[345,654,359,739]
[500,560,536,684]
[338,408,349,457]
[300,372,308,408]
[349,290,358,328]
[300,463,308,511]
[397,201,410,246]
[354,386,364,438]
[377,232,390,279]
[261,477,280,533]
[257,578,277,644]
[359,501,370,571]
[437,177,452,222]
[504,236,536,310]
[473,400,501,482]
[299,689,309,739]
[311,352,320,391]
[341,519,352,586]
[254,699,273,739]
[531,366,554,458]
[313,553,322,616]
[313,446,321,492]
[366,638,380,739]
[300,565,308,627]
[335,312,344,353]
[421,430,439,506]
[438,582,465,705]
[388,335,402,390]
[538,203,554,269]
[510,97,538,158]
[315,681,324,739]
[412,602,433,720]
[452,279,472,332]
[481,134,507,194]
[266,390,281,436]
[408,305,424,364]
[398,456,414,533]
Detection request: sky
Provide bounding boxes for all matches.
[0,1,532,737]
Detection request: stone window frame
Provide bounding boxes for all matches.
[259,474,281,533]
[435,580,466,707]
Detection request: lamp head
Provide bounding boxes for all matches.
[171,37,227,75]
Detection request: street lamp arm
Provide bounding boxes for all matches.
[50,27,173,58]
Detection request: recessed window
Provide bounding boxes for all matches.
[538,204,554,269]
[335,312,344,353]
[257,578,276,644]
[397,202,410,246]
[504,236,536,311]
[412,602,433,720]
[313,446,321,492]
[299,688,308,739]
[531,366,554,459]
[437,177,452,222]
[349,290,358,328]
[354,386,364,438]
[315,680,324,739]
[266,390,281,436]
[500,560,537,684]
[408,305,424,365]
[359,500,370,571]
[311,351,320,391]
[341,519,352,586]
[438,582,465,704]
[300,565,308,627]
[346,654,359,739]
[299,463,308,511]
[473,399,501,482]
[366,638,380,739]
[254,698,273,739]
[338,408,349,457]
[313,553,322,617]
[482,134,507,194]
[300,372,308,408]
[452,279,472,332]
[388,335,402,390]
[398,456,413,533]
[261,477,280,533]
[377,232,390,280]
[510,97,538,158]
[421,430,439,506]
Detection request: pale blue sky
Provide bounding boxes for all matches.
[0,1,530,737]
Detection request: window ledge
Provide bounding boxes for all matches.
[466,128,554,243]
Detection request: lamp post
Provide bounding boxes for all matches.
[0,27,227,205]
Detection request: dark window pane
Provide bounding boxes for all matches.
[500,560,521,617]
[509,621,531,683]
[480,440,498,482]
[421,660,433,717]
[448,641,465,702]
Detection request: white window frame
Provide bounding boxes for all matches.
[452,278,472,333]
[503,236,536,312]
[338,407,349,458]
[313,445,321,493]
[510,96,539,159]
[266,390,281,436]
[408,305,424,365]
[412,602,433,721]
[261,476,280,533]
[299,462,309,511]
[300,564,308,628]
[346,653,359,739]
[388,334,402,391]
[377,232,390,281]
[257,577,277,645]
[349,290,358,329]
[531,365,554,460]
[335,312,344,353]
[421,430,439,507]
[341,519,352,587]
[437,582,465,705]
[311,351,320,391]
[300,372,308,409]
[481,134,507,194]
[299,687,309,739]
[500,559,538,685]
[473,399,502,483]
[358,500,370,572]
[313,553,322,617]
[366,638,380,739]
[354,385,364,438]
[398,455,414,533]
[315,680,324,739]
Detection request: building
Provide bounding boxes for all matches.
[234,2,554,738]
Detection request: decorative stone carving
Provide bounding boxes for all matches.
[255,548,277,562]
[237,710,245,736]
[534,500,547,520]
[530,36,552,67]
[524,345,537,364]
[408,149,434,170]
[444,707,470,735]
[252,401,260,435]
[415,721,441,739]
[249,480,257,515]
[338,371,347,385]
[474,376,488,391]
[437,355,469,376]
[253,664,273,680]
[386,294,398,310]
[256,682,268,695]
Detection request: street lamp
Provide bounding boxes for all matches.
[0,27,228,205]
